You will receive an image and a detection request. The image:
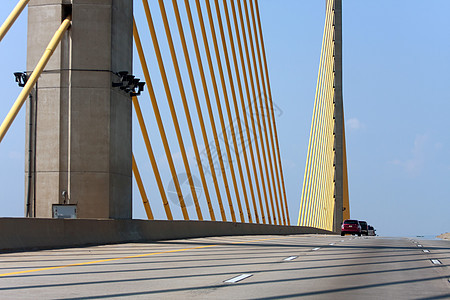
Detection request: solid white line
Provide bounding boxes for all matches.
[417,245,423,247]
[224,274,253,283]
[423,249,430,253]
[283,256,298,261]
[431,259,442,265]
[312,247,321,251]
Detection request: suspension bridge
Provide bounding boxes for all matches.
[0,1,449,298]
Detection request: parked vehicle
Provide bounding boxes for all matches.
[368,225,376,236]
[341,219,361,236]
[358,220,368,236]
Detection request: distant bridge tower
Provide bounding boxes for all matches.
[298,0,350,233]
[25,0,133,219]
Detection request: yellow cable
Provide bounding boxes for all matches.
[183,0,231,221]
[249,0,286,225]
[229,0,267,224]
[213,0,259,223]
[236,0,275,225]
[195,0,239,222]
[254,0,291,225]
[222,0,262,224]
[132,154,154,220]
[133,18,189,220]
[157,0,214,221]
[205,0,249,223]
[132,96,173,220]
[242,0,280,225]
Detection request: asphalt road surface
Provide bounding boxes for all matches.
[0,235,449,299]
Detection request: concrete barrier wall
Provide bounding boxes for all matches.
[0,218,333,252]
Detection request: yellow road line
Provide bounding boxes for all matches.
[0,236,293,277]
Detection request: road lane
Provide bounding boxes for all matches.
[0,235,448,299]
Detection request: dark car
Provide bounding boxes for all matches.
[341,219,361,236]
[368,225,376,236]
[358,221,368,236]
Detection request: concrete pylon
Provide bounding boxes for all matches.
[25,0,133,219]
[332,0,344,232]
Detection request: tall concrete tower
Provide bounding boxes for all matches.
[332,0,345,232]
[25,0,133,219]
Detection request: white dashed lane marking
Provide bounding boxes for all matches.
[224,274,253,283]
[283,256,298,261]
[430,259,442,265]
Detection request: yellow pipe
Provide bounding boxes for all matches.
[242,0,280,225]
[182,0,229,221]
[133,19,189,220]
[0,16,71,144]
[208,0,253,223]
[157,0,215,221]
[132,96,173,220]
[0,0,29,42]
[236,0,274,225]
[194,0,238,222]
[249,0,286,225]
[222,0,261,224]
[132,154,154,220]
[254,0,290,225]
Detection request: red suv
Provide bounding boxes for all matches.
[341,219,361,236]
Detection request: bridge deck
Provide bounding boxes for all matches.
[0,235,449,299]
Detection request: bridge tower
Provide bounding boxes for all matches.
[25,0,133,219]
[332,0,348,233]
[298,0,349,233]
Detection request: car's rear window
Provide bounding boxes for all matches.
[344,220,359,224]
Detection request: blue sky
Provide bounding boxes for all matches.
[0,1,449,237]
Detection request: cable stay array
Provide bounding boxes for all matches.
[131,0,289,224]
